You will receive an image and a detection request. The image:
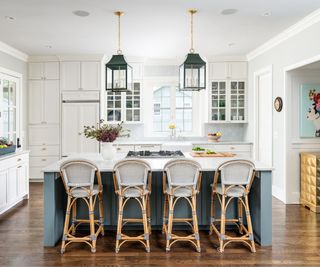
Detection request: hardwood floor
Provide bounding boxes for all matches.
[0,183,319,266]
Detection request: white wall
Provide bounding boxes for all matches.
[246,19,320,203]
[0,50,27,148]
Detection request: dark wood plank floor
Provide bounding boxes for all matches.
[0,183,320,266]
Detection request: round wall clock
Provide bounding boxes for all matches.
[274,97,283,112]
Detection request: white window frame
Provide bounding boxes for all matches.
[0,68,21,145]
[143,77,202,137]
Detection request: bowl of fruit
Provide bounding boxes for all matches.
[208,132,222,142]
[0,138,16,156]
[192,146,206,154]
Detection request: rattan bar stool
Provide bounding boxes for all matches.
[162,159,202,252]
[113,159,152,253]
[60,159,104,254]
[210,159,256,253]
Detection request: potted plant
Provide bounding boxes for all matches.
[83,120,130,160]
[0,137,16,156]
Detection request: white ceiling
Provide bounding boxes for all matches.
[0,0,320,59]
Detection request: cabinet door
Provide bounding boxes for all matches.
[0,170,8,210]
[43,80,60,124]
[7,167,17,204]
[79,103,99,153]
[28,62,44,79]
[209,62,228,80]
[62,103,80,156]
[61,62,81,91]
[229,62,247,79]
[210,81,227,121]
[44,62,59,79]
[17,163,28,198]
[28,125,60,145]
[28,80,44,124]
[81,62,100,91]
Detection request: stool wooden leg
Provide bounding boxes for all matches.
[89,196,96,253]
[61,195,71,254]
[71,198,77,235]
[191,195,201,252]
[210,191,216,235]
[98,192,104,236]
[219,195,226,253]
[166,195,174,252]
[162,194,168,234]
[115,196,123,253]
[237,197,243,234]
[147,195,151,234]
[142,195,150,252]
[244,195,256,252]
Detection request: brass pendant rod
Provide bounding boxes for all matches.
[189,9,197,53]
[114,11,124,54]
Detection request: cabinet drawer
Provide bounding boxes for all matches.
[28,125,60,145]
[0,153,29,169]
[134,144,162,151]
[30,167,44,179]
[114,145,135,153]
[29,145,60,156]
[62,91,100,101]
[30,156,59,167]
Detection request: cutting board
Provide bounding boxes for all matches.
[191,152,235,157]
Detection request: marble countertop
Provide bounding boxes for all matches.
[43,152,273,173]
[113,140,253,146]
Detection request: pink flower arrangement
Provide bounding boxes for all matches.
[83,120,130,143]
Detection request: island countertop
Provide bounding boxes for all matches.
[42,152,273,173]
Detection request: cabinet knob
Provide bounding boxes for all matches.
[42,159,47,161]
[41,121,47,124]
[79,88,83,90]
[17,158,22,162]
[230,146,235,150]
[42,148,46,151]
[78,132,82,136]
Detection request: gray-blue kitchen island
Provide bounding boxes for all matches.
[42,153,273,247]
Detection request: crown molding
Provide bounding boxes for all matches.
[0,41,28,62]
[247,8,320,61]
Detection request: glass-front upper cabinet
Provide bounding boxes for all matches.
[0,73,19,144]
[211,81,226,121]
[230,81,245,121]
[209,80,246,122]
[105,82,141,123]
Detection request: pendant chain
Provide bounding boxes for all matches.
[117,13,122,54]
[189,10,195,53]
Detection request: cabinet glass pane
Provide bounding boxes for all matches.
[212,109,218,121]
[238,109,245,120]
[134,110,140,121]
[9,81,16,106]
[126,110,132,121]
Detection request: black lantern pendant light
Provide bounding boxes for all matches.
[179,9,206,91]
[106,11,133,92]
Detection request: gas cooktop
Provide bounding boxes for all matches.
[126,150,184,158]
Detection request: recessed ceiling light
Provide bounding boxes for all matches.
[5,16,15,21]
[228,43,235,47]
[262,12,271,17]
[44,45,52,49]
[73,10,90,17]
[221,9,238,15]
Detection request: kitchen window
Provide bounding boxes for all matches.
[153,86,193,133]
[0,72,20,144]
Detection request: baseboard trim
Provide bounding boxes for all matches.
[272,185,286,203]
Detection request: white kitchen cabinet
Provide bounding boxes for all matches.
[28,125,60,146]
[28,80,59,124]
[61,61,100,91]
[60,62,81,91]
[0,170,8,211]
[0,152,29,215]
[62,103,100,156]
[29,62,59,80]
[209,62,247,80]
[81,61,101,91]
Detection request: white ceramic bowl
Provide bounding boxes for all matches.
[207,135,221,142]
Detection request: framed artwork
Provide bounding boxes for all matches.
[300,84,320,138]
